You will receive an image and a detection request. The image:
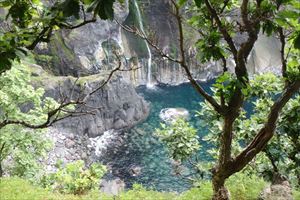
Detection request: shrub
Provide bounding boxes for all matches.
[180,182,213,200]
[0,63,56,179]
[41,160,107,195]
[116,184,177,200]
[1,176,300,200]
[225,173,266,200]
[0,177,100,200]
[155,119,200,161]
[181,173,266,200]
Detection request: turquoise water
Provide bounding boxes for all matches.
[102,81,214,192]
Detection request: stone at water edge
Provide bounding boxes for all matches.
[159,108,189,124]
[258,174,293,200]
[258,182,293,200]
[89,130,121,157]
[129,165,142,177]
[100,178,125,196]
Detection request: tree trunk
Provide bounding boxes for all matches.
[0,161,3,177]
[212,174,230,200]
[0,143,5,177]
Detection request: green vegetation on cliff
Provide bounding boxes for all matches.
[1,175,300,200]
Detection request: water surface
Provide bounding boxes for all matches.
[101,81,215,192]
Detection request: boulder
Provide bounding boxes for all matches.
[259,174,293,200]
[100,178,125,196]
[159,108,189,123]
[129,165,142,177]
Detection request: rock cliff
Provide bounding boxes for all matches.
[31,64,149,138]
[35,0,281,86]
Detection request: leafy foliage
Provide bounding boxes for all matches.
[0,126,51,179]
[0,177,102,200]
[6,174,300,200]
[181,173,267,200]
[0,63,60,125]
[0,63,60,178]
[115,184,177,200]
[198,73,300,186]
[41,160,107,195]
[156,119,200,161]
[0,0,122,73]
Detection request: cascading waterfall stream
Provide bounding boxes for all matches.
[133,0,154,88]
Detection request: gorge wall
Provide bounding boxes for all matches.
[28,63,150,170]
[35,0,282,86]
[30,63,149,138]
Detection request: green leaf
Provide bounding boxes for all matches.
[88,0,115,20]
[0,51,17,74]
[178,0,188,7]
[59,0,81,19]
[293,32,300,49]
[278,10,299,19]
[262,20,276,36]
[194,0,203,7]
[0,0,13,7]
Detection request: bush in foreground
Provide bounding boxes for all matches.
[1,175,299,200]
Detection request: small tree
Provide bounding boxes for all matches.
[41,160,107,195]
[0,63,59,177]
[198,73,300,185]
[156,118,200,162]
[0,61,96,178]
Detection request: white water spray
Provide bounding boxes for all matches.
[133,0,154,89]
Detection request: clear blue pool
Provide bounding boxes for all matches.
[101,81,215,192]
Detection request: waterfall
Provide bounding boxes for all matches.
[133,0,154,88]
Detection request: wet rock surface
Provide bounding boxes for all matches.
[159,108,189,123]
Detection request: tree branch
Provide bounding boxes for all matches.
[0,100,84,129]
[86,53,123,97]
[56,17,97,30]
[203,0,237,58]
[171,1,223,114]
[119,1,223,114]
[26,13,96,51]
[278,28,287,78]
[0,53,133,130]
[231,80,300,174]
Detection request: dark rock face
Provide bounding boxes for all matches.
[29,60,150,138]
[35,1,129,77]
[42,74,149,138]
[35,1,281,86]
[34,0,223,85]
[37,68,150,172]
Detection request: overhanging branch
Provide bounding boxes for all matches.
[203,0,237,58]
[118,1,224,115]
[232,80,300,174]
[0,53,134,130]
